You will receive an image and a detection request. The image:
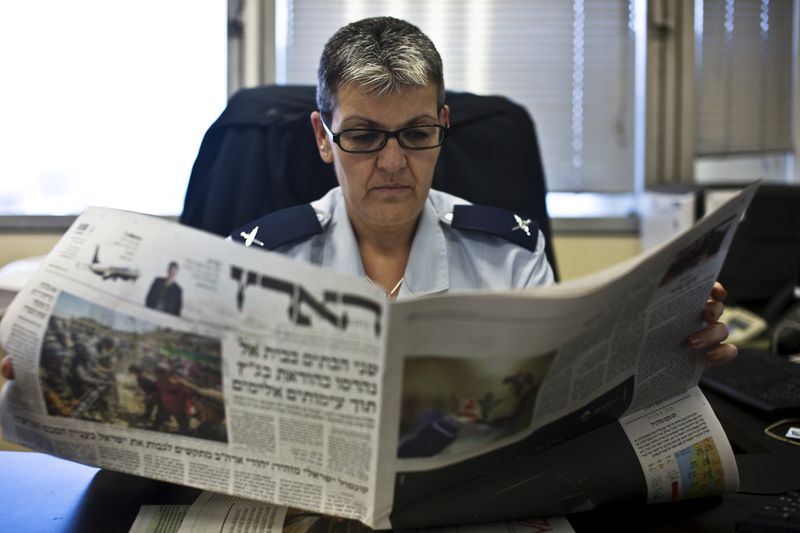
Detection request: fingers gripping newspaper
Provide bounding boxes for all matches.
[0,183,757,529]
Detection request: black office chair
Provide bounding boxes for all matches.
[180,85,558,279]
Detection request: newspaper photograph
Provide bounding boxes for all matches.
[0,183,758,529]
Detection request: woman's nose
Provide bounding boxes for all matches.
[376,137,408,173]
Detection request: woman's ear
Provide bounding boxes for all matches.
[310,111,333,163]
[439,105,451,128]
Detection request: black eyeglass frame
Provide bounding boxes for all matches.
[320,117,448,154]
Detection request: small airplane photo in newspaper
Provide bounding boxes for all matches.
[240,226,264,247]
[88,245,140,281]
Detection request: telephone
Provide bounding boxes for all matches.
[720,306,768,346]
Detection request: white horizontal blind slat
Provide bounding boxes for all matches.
[695,0,793,155]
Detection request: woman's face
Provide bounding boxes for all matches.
[312,83,449,235]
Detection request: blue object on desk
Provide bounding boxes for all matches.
[0,451,200,532]
[0,451,99,532]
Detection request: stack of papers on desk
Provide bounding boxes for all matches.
[129,491,577,533]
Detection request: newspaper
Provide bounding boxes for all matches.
[0,183,757,529]
[129,490,576,533]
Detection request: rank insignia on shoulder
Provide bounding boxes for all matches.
[511,214,533,236]
[449,204,539,251]
[230,204,323,251]
[239,226,264,247]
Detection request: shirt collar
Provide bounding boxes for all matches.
[399,196,449,297]
[321,195,367,278]
[321,188,450,298]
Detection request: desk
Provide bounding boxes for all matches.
[1,390,798,532]
[0,451,199,532]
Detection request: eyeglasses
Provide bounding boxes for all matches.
[321,118,447,153]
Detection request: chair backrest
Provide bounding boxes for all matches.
[180,85,558,279]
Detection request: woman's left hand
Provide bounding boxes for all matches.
[688,281,738,366]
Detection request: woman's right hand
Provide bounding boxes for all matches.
[1,356,14,380]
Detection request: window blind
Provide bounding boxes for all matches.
[282,0,637,193]
[695,0,794,155]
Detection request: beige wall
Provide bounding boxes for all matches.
[0,234,62,267]
[552,234,640,280]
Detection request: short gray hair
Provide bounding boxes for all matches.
[316,17,445,121]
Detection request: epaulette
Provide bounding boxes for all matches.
[448,204,539,251]
[230,204,323,250]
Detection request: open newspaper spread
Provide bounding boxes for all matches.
[0,183,758,529]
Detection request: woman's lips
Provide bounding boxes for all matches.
[372,183,412,194]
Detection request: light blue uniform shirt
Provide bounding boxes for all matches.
[267,187,554,298]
